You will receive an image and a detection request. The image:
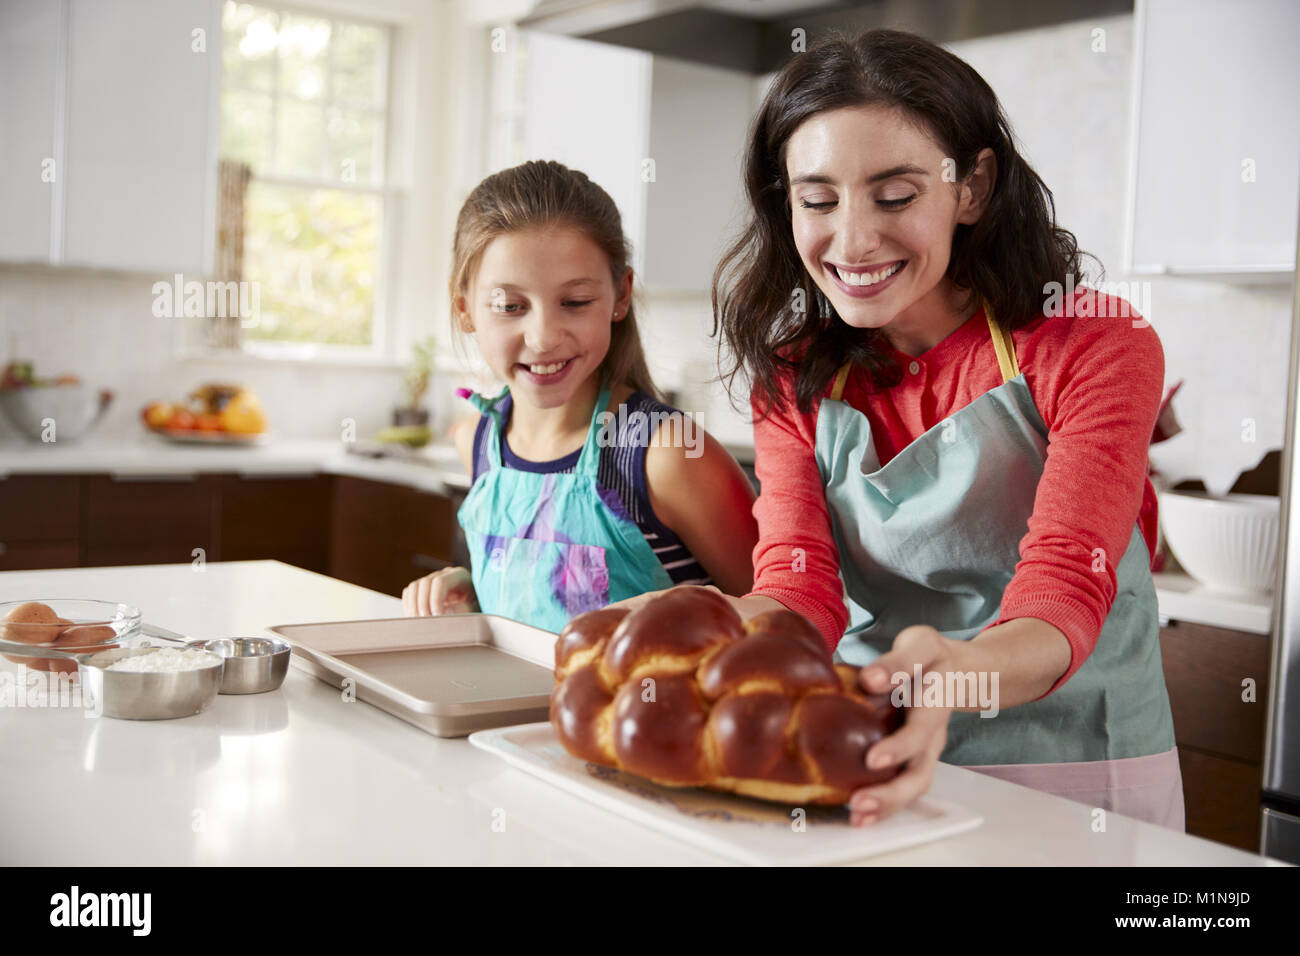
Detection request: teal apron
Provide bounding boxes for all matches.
[817,308,1184,828]
[457,377,675,633]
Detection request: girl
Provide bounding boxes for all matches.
[651,29,1181,829]
[402,160,759,633]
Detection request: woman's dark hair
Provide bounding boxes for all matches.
[713,28,1093,416]
[450,159,660,400]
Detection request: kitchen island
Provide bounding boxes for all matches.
[0,560,1284,866]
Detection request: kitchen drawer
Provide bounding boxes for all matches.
[0,539,79,571]
[1158,620,1270,764]
[83,473,220,560]
[0,475,80,539]
[331,476,455,596]
[219,474,330,573]
[1177,746,1263,852]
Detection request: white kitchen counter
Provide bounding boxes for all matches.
[0,561,1283,866]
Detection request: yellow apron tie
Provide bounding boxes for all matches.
[985,304,1020,384]
[826,302,1019,401]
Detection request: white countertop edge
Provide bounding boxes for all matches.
[1153,571,1275,635]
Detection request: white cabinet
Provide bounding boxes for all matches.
[498,31,752,293]
[1126,0,1300,279]
[0,0,63,263]
[63,0,221,275]
[0,0,221,275]
[642,55,752,293]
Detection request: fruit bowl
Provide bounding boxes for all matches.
[1159,491,1281,594]
[141,382,268,441]
[0,384,113,442]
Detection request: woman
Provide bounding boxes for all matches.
[632,28,1183,830]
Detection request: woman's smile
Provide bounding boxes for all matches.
[826,259,908,297]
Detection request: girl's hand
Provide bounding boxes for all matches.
[848,624,961,827]
[402,566,479,616]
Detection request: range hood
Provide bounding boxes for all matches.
[519,0,1134,74]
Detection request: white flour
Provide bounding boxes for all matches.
[106,648,220,673]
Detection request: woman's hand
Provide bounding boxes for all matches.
[605,585,787,623]
[402,566,479,616]
[601,586,678,617]
[848,624,962,827]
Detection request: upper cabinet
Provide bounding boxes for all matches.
[498,31,753,293]
[1126,0,1300,280]
[0,0,221,275]
[0,0,63,262]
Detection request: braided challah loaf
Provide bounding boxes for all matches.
[550,586,903,805]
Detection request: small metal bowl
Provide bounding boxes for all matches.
[194,637,291,695]
[0,640,225,719]
[79,646,224,719]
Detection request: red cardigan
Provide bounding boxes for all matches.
[745,290,1162,698]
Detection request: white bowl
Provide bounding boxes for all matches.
[1159,491,1280,594]
[0,384,112,442]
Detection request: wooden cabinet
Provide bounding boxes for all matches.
[0,471,453,586]
[0,474,81,571]
[1159,619,1271,850]
[219,474,330,574]
[83,473,222,567]
[330,475,455,597]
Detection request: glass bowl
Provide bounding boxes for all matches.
[0,599,142,674]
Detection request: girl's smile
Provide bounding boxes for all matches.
[461,226,630,413]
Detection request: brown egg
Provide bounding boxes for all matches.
[2,602,62,645]
[54,623,118,654]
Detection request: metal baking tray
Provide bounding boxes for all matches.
[268,614,558,737]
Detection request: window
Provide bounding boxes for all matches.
[219,1,390,352]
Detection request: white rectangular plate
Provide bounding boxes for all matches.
[469,722,984,866]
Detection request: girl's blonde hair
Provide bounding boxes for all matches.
[449,160,660,400]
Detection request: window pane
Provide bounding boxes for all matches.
[242,182,380,347]
[222,2,277,93]
[221,89,272,168]
[275,98,324,179]
[332,21,384,106]
[278,13,330,101]
[327,108,380,184]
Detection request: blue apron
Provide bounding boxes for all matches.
[816,307,1184,827]
[457,378,675,633]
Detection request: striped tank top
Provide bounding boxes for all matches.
[471,389,713,587]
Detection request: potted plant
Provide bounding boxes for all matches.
[393,335,436,427]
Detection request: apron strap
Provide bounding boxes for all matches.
[827,303,1020,400]
[985,304,1020,383]
[829,364,851,402]
[573,375,614,477]
[460,385,510,469]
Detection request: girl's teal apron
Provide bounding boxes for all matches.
[457,378,674,633]
[817,307,1184,829]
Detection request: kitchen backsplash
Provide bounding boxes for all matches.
[1,11,1293,480]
